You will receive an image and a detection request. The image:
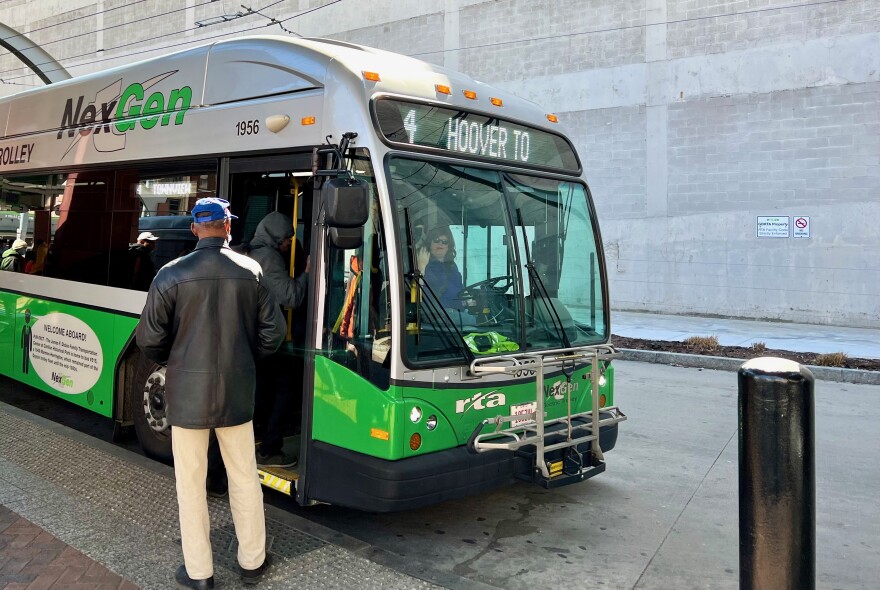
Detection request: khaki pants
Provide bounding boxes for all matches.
[172,422,266,579]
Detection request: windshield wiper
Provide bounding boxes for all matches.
[515,208,571,349]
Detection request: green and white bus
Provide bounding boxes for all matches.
[0,36,625,511]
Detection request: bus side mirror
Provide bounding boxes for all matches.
[324,177,369,228]
[330,227,363,249]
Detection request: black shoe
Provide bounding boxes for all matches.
[241,554,271,585]
[175,565,214,589]
[256,450,297,468]
[206,475,228,498]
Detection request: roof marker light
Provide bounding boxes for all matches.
[463,90,477,100]
[490,97,503,107]
[546,113,559,123]
[435,84,451,95]
[301,116,315,126]
[363,71,381,82]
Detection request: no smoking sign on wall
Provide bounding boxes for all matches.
[792,216,810,238]
[756,216,810,238]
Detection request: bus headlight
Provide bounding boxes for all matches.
[410,407,422,423]
[598,375,607,387]
[426,415,438,430]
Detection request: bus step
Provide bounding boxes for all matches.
[257,466,298,496]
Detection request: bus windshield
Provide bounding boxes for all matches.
[389,157,607,364]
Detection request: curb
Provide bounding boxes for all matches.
[618,349,880,386]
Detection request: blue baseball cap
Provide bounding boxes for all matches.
[191,198,238,223]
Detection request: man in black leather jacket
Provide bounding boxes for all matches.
[136,198,285,590]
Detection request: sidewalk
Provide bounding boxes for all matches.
[0,401,471,590]
[611,310,880,385]
[0,505,138,589]
[612,310,880,359]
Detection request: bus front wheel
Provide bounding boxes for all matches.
[130,355,174,463]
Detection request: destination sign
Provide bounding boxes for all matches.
[375,99,579,172]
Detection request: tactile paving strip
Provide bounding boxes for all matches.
[0,408,444,590]
[0,411,325,563]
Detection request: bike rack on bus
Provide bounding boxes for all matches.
[467,345,627,483]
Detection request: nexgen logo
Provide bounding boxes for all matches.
[455,391,506,414]
[56,70,192,158]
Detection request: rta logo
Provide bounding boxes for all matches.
[455,391,506,414]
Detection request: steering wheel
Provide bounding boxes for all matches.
[459,275,514,297]
[458,275,514,325]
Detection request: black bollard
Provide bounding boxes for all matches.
[738,357,815,590]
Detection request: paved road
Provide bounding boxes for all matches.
[2,361,878,589]
[301,361,880,590]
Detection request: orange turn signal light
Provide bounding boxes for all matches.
[546,113,559,123]
[371,428,390,441]
[409,433,422,450]
[463,90,477,100]
[599,394,607,408]
[435,84,451,95]
[301,116,315,126]
[363,71,381,82]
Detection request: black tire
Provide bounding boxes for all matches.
[129,353,174,463]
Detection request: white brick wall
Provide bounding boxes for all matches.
[565,106,648,219]
[330,13,446,67]
[668,84,880,215]
[458,0,645,81]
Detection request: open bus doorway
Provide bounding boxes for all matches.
[126,155,315,478]
[226,155,316,491]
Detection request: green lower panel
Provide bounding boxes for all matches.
[312,355,403,459]
[0,291,136,418]
[311,355,617,462]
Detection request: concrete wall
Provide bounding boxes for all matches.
[1,0,876,327]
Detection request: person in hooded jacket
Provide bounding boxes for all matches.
[1,239,28,272]
[247,211,309,468]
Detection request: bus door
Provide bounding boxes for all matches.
[227,153,316,496]
[296,150,393,508]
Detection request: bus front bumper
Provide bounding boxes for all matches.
[307,418,619,512]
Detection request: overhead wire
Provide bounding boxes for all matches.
[239,0,303,36]
[193,0,289,28]
[410,0,848,57]
[0,0,341,83]
[0,0,222,77]
[0,0,842,85]
[0,0,149,43]
[52,0,221,50]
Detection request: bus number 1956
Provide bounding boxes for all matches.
[236,120,260,136]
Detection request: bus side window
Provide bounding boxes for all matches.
[322,190,391,390]
[49,171,114,285]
